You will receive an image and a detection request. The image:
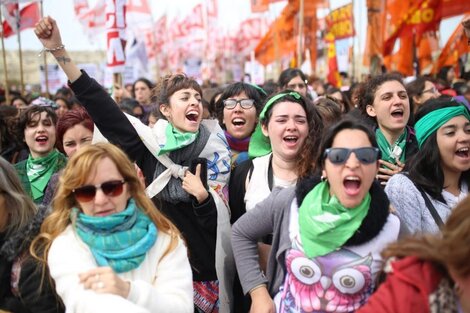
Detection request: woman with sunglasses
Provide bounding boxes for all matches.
[232,119,401,313]
[35,17,233,312]
[0,156,64,313]
[358,73,418,186]
[14,105,67,206]
[30,143,193,312]
[215,82,266,168]
[385,98,470,234]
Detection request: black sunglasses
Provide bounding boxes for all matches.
[324,147,380,165]
[72,180,126,202]
[223,99,255,110]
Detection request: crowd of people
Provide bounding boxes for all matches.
[0,15,470,313]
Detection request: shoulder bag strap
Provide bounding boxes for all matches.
[403,173,444,229]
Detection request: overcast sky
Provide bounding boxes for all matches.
[3,0,462,52]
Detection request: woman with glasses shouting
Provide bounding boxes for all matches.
[232,119,401,313]
[35,16,233,312]
[30,143,193,313]
[405,76,440,116]
[215,82,267,168]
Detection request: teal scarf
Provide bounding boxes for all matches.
[72,199,157,273]
[26,149,64,201]
[158,123,198,156]
[376,128,407,165]
[415,105,470,148]
[298,181,370,258]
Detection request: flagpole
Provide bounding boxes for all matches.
[297,0,304,67]
[40,0,49,97]
[15,0,25,96]
[351,0,356,82]
[0,5,11,105]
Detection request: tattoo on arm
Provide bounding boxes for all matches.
[56,56,71,65]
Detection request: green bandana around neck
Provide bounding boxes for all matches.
[298,181,370,258]
[158,123,199,156]
[72,198,157,273]
[26,149,63,201]
[375,128,407,166]
[415,105,470,148]
[248,91,302,158]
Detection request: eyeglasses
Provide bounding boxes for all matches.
[287,83,307,90]
[422,86,438,94]
[72,180,126,202]
[324,147,380,165]
[223,99,255,110]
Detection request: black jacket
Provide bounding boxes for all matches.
[0,205,64,313]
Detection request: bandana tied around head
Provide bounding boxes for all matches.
[298,181,370,258]
[158,123,199,156]
[73,198,157,273]
[248,91,302,158]
[415,105,470,148]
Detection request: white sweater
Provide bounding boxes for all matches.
[48,225,193,313]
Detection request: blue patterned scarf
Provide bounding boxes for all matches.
[72,199,157,273]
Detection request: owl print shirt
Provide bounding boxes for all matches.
[273,202,400,313]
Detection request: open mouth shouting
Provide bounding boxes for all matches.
[36,135,49,145]
[343,175,361,196]
[283,135,299,147]
[232,117,246,128]
[390,108,404,119]
[185,110,200,123]
[455,147,470,159]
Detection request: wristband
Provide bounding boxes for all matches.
[38,44,65,57]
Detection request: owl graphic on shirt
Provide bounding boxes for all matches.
[278,248,374,313]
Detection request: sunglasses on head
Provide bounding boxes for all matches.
[223,99,255,110]
[72,180,126,202]
[324,147,380,165]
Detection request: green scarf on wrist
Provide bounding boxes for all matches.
[26,149,64,201]
[375,128,407,165]
[158,123,198,156]
[298,181,370,258]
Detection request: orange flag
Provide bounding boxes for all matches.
[432,14,470,74]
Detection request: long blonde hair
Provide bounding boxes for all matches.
[382,196,470,278]
[30,143,181,267]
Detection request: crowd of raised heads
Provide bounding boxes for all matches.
[0,15,470,313]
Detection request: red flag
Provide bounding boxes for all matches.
[2,2,39,38]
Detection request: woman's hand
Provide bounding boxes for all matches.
[79,267,130,298]
[34,16,63,50]
[182,164,208,203]
[249,286,275,313]
[377,159,404,185]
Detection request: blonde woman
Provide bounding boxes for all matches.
[30,143,193,313]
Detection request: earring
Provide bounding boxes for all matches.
[321,175,327,182]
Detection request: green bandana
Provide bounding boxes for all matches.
[248,91,302,158]
[376,128,407,166]
[298,181,370,258]
[415,105,470,148]
[26,149,64,201]
[158,123,198,156]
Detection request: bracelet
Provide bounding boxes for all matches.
[38,44,65,57]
